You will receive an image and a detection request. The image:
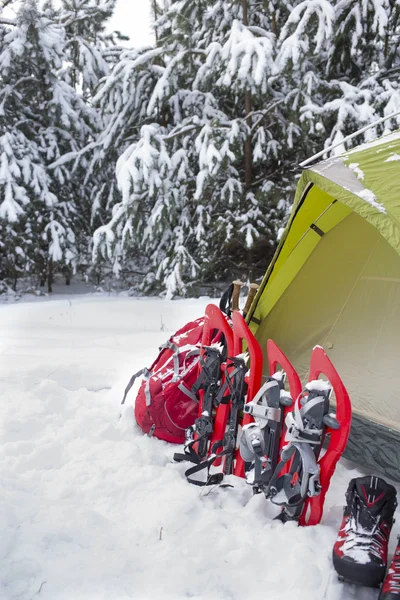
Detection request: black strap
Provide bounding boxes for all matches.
[121,368,149,405]
[174,356,246,486]
[219,283,234,317]
[184,457,224,487]
[174,439,223,487]
[192,348,222,394]
[173,431,203,465]
[268,450,306,507]
[214,363,244,406]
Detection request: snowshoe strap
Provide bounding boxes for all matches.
[121,368,150,405]
[239,422,273,490]
[183,454,224,487]
[183,433,240,487]
[175,356,246,485]
[173,424,208,465]
[192,347,222,394]
[243,378,281,427]
[284,394,324,444]
[239,423,265,462]
[174,430,225,486]
[250,378,280,406]
[244,403,281,424]
[214,362,246,406]
[269,442,320,506]
[215,357,247,476]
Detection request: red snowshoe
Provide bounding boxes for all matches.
[238,343,352,526]
[174,303,352,527]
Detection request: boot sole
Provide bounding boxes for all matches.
[333,551,385,588]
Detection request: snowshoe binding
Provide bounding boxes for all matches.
[240,375,291,494]
[173,344,224,484]
[269,379,335,522]
[238,343,352,526]
[333,476,397,588]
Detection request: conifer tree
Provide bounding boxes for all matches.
[93,0,291,297]
[47,0,126,282]
[0,0,98,289]
[295,0,400,149]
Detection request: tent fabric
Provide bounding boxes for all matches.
[247,130,400,438]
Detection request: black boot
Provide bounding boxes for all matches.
[333,476,397,587]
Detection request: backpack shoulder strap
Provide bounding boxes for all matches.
[121,368,149,405]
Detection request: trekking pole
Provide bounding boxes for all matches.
[232,280,244,311]
[242,283,259,318]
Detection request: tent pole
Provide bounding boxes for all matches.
[300,110,400,168]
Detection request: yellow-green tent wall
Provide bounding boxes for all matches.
[247,131,400,479]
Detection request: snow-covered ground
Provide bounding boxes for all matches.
[0,295,397,600]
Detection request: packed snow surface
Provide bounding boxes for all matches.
[0,294,398,600]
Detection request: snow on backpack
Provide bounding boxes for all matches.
[121,285,234,444]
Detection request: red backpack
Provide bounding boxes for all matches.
[121,317,225,443]
[122,287,234,443]
[122,288,234,444]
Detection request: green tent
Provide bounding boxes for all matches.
[247,131,400,480]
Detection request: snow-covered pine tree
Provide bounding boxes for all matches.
[92,0,400,298]
[0,0,98,290]
[45,0,126,283]
[43,0,125,99]
[92,0,298,297]
[292,0,400,150]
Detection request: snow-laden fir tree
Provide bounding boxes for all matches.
[93,0,400,298]
[45,0,127,282]
[295,0,400,150]
[93,0,300,298]
[43,0,126,99]
[0,0,99,289]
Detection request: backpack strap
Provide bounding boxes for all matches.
[158,341,180,381]
[121,368,150,405]
[158,343,201,382]
[178,382,199,404]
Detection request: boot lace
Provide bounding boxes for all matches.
[342,498,386,563]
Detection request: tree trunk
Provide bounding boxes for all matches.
[242,0,253,191]
[63,265,71,285]
[244,92,253,190]
[47,259,53,293]
[152,0,159,45]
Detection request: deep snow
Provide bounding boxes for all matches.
[0,294,397,600]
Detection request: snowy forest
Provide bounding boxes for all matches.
[1,0,400,298]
